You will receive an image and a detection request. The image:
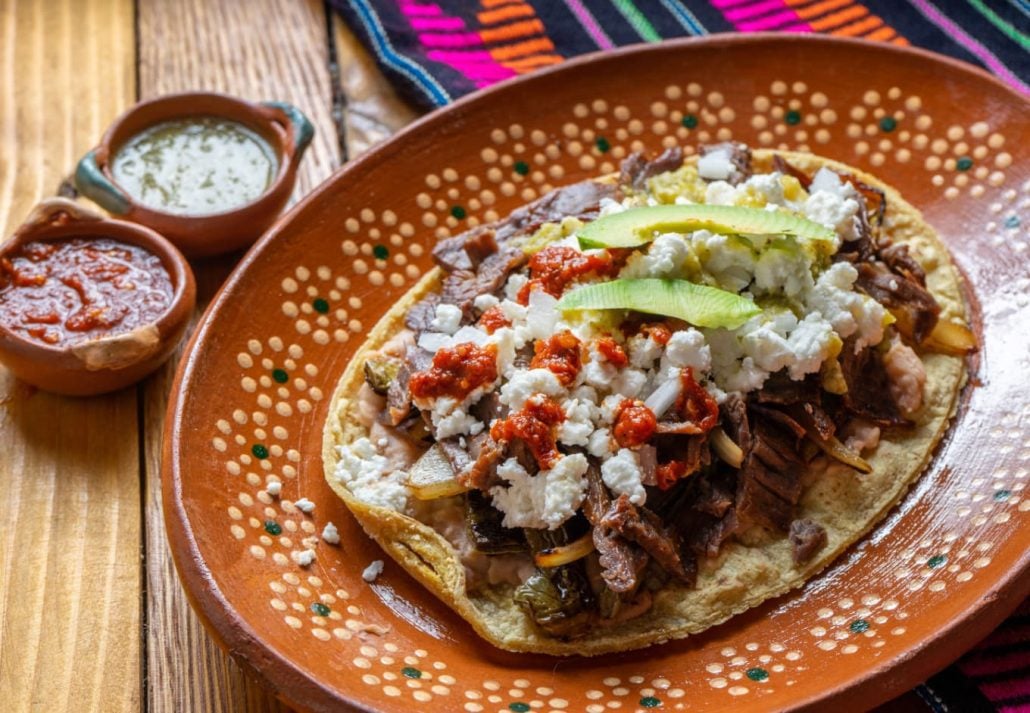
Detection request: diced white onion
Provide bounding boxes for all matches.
[644,376,682,418]
[417,332,450,353]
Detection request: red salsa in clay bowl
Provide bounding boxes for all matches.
[74,92,313,258]
[0,198,196,396]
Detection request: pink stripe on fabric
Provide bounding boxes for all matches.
[725,0,789,21]
[408,16,465,30]
[907,0,1029,94]
[960,649,1030,676]
[710,0,757,8]
[982,677,1030,702]
[564,0,615,49]
[737,9,808,31]
[399,2,443,16]
[419,32,483,48]
[425,52,517,81]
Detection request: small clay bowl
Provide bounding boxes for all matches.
[74,92,314,259]
[0,198,196,396]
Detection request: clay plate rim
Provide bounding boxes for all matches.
[163,34,1030,713]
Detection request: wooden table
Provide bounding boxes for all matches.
[0,2,415,710]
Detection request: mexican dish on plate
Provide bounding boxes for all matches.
[322,143,974,655]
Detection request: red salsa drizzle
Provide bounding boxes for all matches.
[409,343,498,402]
[613,399,657,448]
[517,245,620,304]
[530,330,582,386]
[595,336,628,367]
[0,238,173,347]
[675,367,719,432]
[490,396,565,470]
[655,461,688,490]
[477,305,511,334]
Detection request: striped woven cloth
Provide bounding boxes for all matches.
[332,2,1029,710]
[332,0,1029,108]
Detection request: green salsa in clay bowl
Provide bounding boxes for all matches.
[75,92,313,258]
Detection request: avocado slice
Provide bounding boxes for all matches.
[578,204,836,250]
[556,278,761,329]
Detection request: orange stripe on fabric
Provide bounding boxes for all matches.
[489,37,556,61]
[810,5,867,30]
[832,15,882,36]
[478,3,535,24]
[792,0,851,20]
[505,55,563,72]
[481,0,523,8]
[864,26,897,41]
[892,36,910,46]
[480,18,544,43]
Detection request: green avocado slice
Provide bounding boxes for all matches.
[556,278,761,329]
[577,204,835,249]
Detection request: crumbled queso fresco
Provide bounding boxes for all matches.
[334,156,892,531]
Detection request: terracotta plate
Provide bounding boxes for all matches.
[164,36,1030,713]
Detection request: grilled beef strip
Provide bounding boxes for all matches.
[855,261,940,344]
[789,518,828,565]
[601,493,695,585]
[583,464,649,594]
[620,146,685,190]
[838,336,912,427]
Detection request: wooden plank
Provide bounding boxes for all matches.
[137,1,340,711]
[0,1,140,712]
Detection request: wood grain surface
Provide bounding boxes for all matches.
[0,1,140,712]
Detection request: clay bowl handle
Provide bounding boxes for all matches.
[5,197,106,249]
[74,149,132,215]
[258,101,314,158]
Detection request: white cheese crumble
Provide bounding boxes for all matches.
[601,448,647,505]
[697,148,735,181]
[588,427,613,458]
[265,480,282,497]
[803,190,857,245]
[628,334,662,370]
[558,398,597,447]
[490,454,588,530]
[806,262,887,350]
[663,328,711,372]
[321,522,340,545]
[619,233,691,279]
[334,437,409,511]
[473,293,499,311]
[429,303,463,334]
[500,368,564,410]
[293,497,315,514]
[610,367,647,399]
[294,549,316,567]
[362,560,384,582]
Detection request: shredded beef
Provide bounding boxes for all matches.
[619,147,685,190]
[838,337,912,427]
[772,155,812,190]
[736,476,793,532]
[856,261,940,344]
[404,296,441,332]
[439,433,503,490]
[637,444,658,486]
[732,404,806,532]
[583,465,648,594]
[755,372,822,405]
[437,245,526,318]
[721,393,751,452]
[789,518,828,565]
[700,142,753,184]
[471,390,507,424]
[601,494,694,584]
[879,242,927,286]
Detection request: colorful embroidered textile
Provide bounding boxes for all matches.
[332,0,1029,109]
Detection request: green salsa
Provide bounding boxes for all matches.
[111,116,278,215]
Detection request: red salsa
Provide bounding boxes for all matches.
[613,399,658,448]
[490,396,565,470]
[409,342,498,402]
[530,330,582,386]
[517,245,620,304]
[595,336,629,367]
[0,238,173,347]
[675,367,719,432]
[477,305,511,334]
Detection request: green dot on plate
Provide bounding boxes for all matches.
[373,244,389,260]
[252,444,268,459]
[927,554,947,569]
[879,116,897,132]
[956,156,973,171]
[507,704,530,713]
[994,489,1011,501]
[312,298,329,314]
[401,666,422,679]
[640,696,662,708]
[681,114,698,129]
[272,368,288,384]
[1004,215,1020,229]
[513,160,529,176]
[311,602,330,616]
[850,619,870,633]
[263,520,282,536]
[785,110,801,125]
[451,205,466,219]
[595,136,610,153]
[746,667,769,682]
